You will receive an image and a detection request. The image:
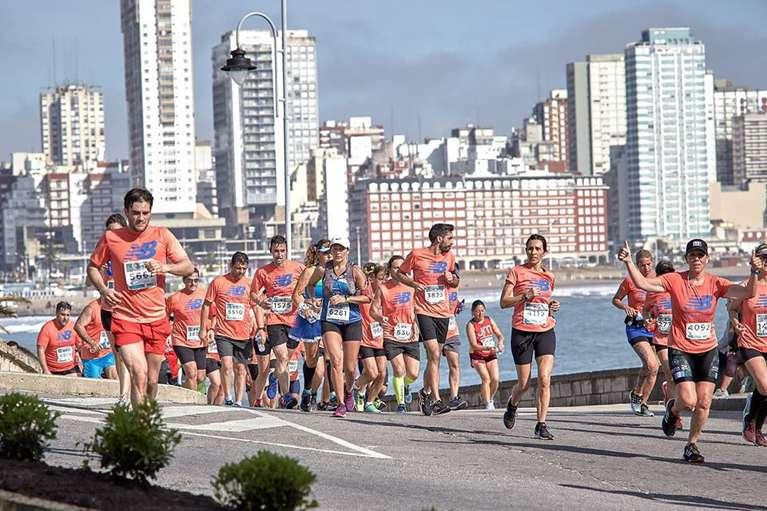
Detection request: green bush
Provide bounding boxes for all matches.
[0,393,59,461]
[85,400,181,484]
[213,451,318,511]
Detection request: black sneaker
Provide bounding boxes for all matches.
[419,388,433,416]
[299,390,312,412]
[683,442,704,463]
[317,401,329,411]
[447,395,468,411]
[662,398,678,437]
[629,390,641,414]
[503,403,518,429]
[535,422,554,440]
[431,400,451,415]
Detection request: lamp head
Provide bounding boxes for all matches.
[221,48,257,87]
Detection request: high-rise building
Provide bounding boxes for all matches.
[194,141,217,215]
[81,161,133,252]
[733,113,767,183]
[212,29,319,230]
[120,0,196,215]
[566,54,626,175]
[40,84,105,167]
[624,28,711,241]
[533,89,568,165]
[713,80,767,185]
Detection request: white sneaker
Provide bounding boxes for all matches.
[485,401,496,410]
[713,388,729,399]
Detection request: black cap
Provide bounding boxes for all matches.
[685,239,708,256]
[755,243,767,257]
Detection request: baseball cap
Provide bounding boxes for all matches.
[330,237,350,249]
[685,239,708,256]
[315,239,331,253]
[755,243,767,257]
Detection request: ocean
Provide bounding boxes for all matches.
[2,282,729,389]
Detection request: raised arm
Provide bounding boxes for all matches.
[617,241,664,293]
[723,252,763,300]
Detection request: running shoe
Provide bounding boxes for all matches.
[743,420,757,445]
[345,390,356,413]
[419,388,433,416]
[333,403,347,418]
[233,402,242,408]
[534,422,554,440]
[279,395,297,409]
[299,390,312,412]
[661,398,678,437]
[310,393,318,409]
[447,395,468,411]
[683,442,704,463]
[485,401,496,411]
[266,374,278,399]
[739,376,753,394]
[713,388,729,399]
[404,384,412,404]
[431,400,451,415]
[661,381,669,403]
[225,398,235,407]
[396,403,407,414]
[329,391,337,405]
[317,401,329,411]
[755,430,767,447]
[353,389,365,412]
[374,397,387,411]
[364,403,381,413]
[251,399,262,408]
[629,390,642,414]
[503,403,517,429]
[637,403,654,417]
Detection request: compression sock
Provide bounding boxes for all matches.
[393,376,405,405]
[404,375,416,386]
[745,389,764,423]
[302,363,316,391]
[754,390,767,430]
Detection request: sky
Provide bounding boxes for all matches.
[1,0,766,161]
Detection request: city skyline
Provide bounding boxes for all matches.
[0,1,765,160]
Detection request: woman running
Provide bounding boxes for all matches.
[612,249,659,417]
[500,234,560,440]
[307,237,370,417]
[371,255,420,414]
[291,239,332,411]
[466,300,504,410]
[354,263,387,413]
[618,238,760,463]
[166,268,207,392]
[727,242,767,446]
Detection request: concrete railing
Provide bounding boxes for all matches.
[0,342,42,373]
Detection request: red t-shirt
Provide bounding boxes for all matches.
[399,247,456,318]
[659,271,731,353]
[506,265,555,332]
[619,275,651,311]
[737,281,767,352]
[251,261,305,326]
[378,280,417,343]
[205,275,253,341]
[37,319,79,373]
[167,287,208,348]
[79,300,112,360]
[89,226,188,323]
[644,291,672,347]
[469,316,496,357]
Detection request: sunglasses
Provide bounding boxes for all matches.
[185,278,200,283]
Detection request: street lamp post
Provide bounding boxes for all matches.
[222,1,292,259]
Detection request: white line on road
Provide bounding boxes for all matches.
[161,405,242,419]
[166,417,285,432]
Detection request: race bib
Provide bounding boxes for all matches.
[523,302,549,325]
[124,259,157,291]
[657,314,672,334]
[288,360,299,373]
[269,296,293,315]
[370,322,383,339]
[448,316,457,332]
[756,314,767,337]
[98,331,111,350]
[685,322,711,340]
[424,285,446,305]
[327,303,350,323]
[186,325,200,342]
[394,322,413,342]
[225,302,245,321]
[207,342,218,354]
[56,346,74,363]
[480,336,496,349]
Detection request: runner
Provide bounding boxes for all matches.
[393,223,459,416]
[251,235,305,409]
[286,342,305,406]
[726,242,767,446]
[306,236,370,417]
[73,299,117,379]
[443,289,468,410]
[371,255,420,414]
[466,300,504,409]
[87,188,193,405]
[203,312,224,405]
[500,234,560,440]
[36,301,80,377]
[612,249,659,416]
[166,268,208,391]
[199,251,253,407]
[291,239,332,411]
[618,238,760,462]
[353,263,387,413]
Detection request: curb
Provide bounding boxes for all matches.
[0,373,206,404]
[0,489,94,511]
[710,393,748,412]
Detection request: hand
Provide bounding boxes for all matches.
[750,250,763,273]
[444,272,456,285]
[624,305,638,318]
[329,295,347,306]
[100,288,124,307]
[549,300,560,313]
[199,328,208,343]
[206,330,215,345]
[524,287,540,301]
[617,240,631,263]
[497,341,505,354]
[88,342,99,354]
[644,317,656,331]
[731,318,745,334]
[413,283,426,294]
[144,259,165,274]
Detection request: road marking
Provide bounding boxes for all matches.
[161,405,241,419]
[47,397,117,407]
[48,405,105,416]
[166,417,285,432]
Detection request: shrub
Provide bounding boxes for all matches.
[0,393,59,461]
[213,450,318,511]
[85,400,181,484]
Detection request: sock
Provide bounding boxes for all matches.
[404,376,415,386]
[745,389,763,423]
[753,390,767,430]
[393,376,405,405]
[302,363,316,391]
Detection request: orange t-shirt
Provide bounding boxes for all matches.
[506,265,556,332]
[619,275,651,311]
[644,291,673,347]
[89,226,188,323]
[205,275,253,341]
[379,280,417,343]
[360,301,384,349]
[167,287,208,348]
[251,261,305,326]
[79,300,112,360]
[659,271,731,353]
[399,247,457,318]
[469,316,496,356]
[37,319,79,373]
[736,281,767,352]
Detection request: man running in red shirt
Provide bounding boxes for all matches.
[37,301,80,377]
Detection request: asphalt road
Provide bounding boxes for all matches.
[38,396,767,510]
